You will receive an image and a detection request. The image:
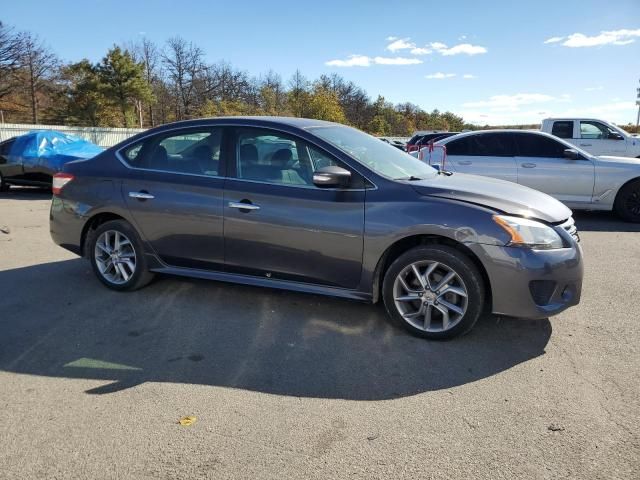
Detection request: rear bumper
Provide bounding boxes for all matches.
[49,196,85,256]
[467,242,583,319]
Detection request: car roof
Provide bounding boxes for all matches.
[544,117,615,123]
[151,116,340,132]
[433,129,558,145]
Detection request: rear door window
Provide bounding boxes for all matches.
[447,133,515,157]
[121,128,223,176]
[515,133,567,158]
[551,121,573,139]
[445,137,471,155]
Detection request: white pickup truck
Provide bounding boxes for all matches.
[541,118,640,158]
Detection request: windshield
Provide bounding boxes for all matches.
[309,125,437,180]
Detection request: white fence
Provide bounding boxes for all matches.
[0,123,145,147]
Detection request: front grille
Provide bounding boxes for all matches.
[559,217,579,243]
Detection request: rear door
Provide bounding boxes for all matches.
[579,120,626,156]
[444,133,518,183]
[223,127,365,289]
[119,126,226,270]
[514,132,595,205]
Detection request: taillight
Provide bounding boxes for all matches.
[52,173,75,195]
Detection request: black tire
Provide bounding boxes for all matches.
[382,245,485,340]
[614,179,640,223]
[0,173,9,192]
[87,219,154,291]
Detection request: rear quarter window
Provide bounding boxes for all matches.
[551,121,573,139]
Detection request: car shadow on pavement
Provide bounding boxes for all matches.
[0,187,51,200]
[573,210,640,232]
[0,259,552,400]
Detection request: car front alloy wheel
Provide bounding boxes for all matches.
[393,260,469,333]
[383,245,484,339]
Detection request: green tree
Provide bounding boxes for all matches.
[306,84,346,123]
[98,46,153,127]
[57,60,113,126]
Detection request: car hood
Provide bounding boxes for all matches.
[409,173,572,223]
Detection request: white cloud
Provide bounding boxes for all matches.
[373,56,423,65]
[584,86,604,92]
[462,93,567,111]
[461,101,637,125]
[386,38,416,52]
[439,43,488,56]
[327,37,487,68]
[325,55,371,67]
[385,37,487,56]
[325,55,423,67]
[429,42,448,50]
[426,72,456,79]
[545,28,640,48]
[463,74,476,79]
[410,47,432,55]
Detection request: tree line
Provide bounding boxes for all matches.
[0,20,472,134]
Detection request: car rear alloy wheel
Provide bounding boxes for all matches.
[393,260,468,333]
[94,230,137,285]
[88,219,154,291]
[383,245,484,339]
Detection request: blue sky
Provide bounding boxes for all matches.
[4,0,639,125]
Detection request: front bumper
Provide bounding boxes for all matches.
[466,242,583,319]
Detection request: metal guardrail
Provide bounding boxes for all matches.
[0,123,145,147]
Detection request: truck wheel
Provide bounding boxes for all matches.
[614,179,640,223]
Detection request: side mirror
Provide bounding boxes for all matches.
[313,166,351,188]
[608,132,624,140]
[564,148,581,160]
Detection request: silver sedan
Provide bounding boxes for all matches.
[415,129,640,222]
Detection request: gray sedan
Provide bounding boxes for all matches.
[50,117,583,339]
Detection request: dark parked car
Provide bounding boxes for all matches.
[406,132,459,153]
[379,137,407,150]
[0,130,103,190]
[50,117,583,339]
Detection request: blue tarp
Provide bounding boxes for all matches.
[8,130,104,171]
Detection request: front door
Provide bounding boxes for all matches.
[223,127,365,289]
[120,127,226,270]
[579,121,626,156]
[514,133,595,205]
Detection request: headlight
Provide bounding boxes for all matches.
[493,215,564,250]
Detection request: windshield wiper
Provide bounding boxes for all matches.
[395,175,423,181]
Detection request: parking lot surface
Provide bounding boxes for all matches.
[0,189,638,479]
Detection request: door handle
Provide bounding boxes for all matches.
[129,191,155,200]
[579,143,592,147]
[228,201,260,211]
[521,163,537,168]
[458,160,472,165]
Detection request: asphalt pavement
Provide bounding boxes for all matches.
[0,189,638,479]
